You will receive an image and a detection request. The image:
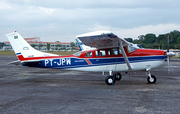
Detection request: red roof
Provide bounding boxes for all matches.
[25,38,38,41]
[27,41,70,45]
[4,41,9,44]
[74,47,80,50]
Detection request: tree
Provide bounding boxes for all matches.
[55,44,61,50]
[156,34,165,44]
[70,42,75,51]
[130,30,180,49]
[0,42,5,49]
[133,39,141,44]
[139,43,146,48]
[138,35,145,40]
[124,38,133,42]
[30,44,36,49]
[46,43,50,51]
[170,30,180,44]
[38,43,43,50]
[174,44,180,49]
[152,43,160,49]
[144,33,156,44]
[177,36,180,43]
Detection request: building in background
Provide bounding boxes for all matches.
[3,37,79,51]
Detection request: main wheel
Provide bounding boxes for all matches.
[115,73,122,81]
[105,76,116,85]
[147,75,156,84]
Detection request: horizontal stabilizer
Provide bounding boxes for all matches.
[7,60,42,65]
[7,60,21,65]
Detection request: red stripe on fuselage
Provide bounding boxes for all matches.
[80,48,166,58]
[127,49,166,57]
[16,49,166,62]
[17,55,75,61]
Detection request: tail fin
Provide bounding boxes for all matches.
[6,31,58,61]
[76,39,95,51]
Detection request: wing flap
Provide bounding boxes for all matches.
[7,60,22,65]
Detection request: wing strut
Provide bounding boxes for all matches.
[119,40,133,70]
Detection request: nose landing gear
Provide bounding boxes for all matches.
[146,71,156,84]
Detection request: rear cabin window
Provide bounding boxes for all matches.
[108,48,119,55]
[85,52,92,57]
[96,50,106,56]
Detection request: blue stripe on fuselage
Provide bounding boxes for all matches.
[23,55,166,69]
[16,53,21,55]
[89,55,166,65]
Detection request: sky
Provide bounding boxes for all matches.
[1,0,180,42]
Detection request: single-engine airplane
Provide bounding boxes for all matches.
[6,31,167,85]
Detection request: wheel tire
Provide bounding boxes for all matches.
[147,75,156,84]
[115,73,122,81]
[105,76,116,85]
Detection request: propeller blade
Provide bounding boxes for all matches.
[167,36,170,72]
[167,36,169,53]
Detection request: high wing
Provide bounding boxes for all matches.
[76,31,133,70]
[76,31,129,48]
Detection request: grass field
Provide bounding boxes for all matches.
[0,50,78,55]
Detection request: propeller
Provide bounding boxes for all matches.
[167,35,170,72]
[166,35,175,72]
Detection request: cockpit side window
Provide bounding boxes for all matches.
[85,51,92,57]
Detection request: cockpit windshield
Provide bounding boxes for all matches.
[127,44,138,53]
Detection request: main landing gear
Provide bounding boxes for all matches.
[105,73,122,85]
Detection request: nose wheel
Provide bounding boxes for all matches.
[147,75,156,84]
[146,70,156,84]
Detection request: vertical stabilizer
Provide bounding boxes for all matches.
[6,31,58,60]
